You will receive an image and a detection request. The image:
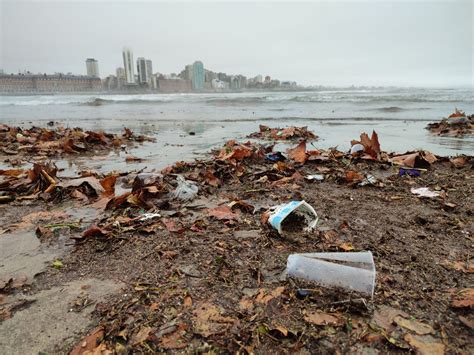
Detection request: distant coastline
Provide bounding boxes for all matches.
[0,88,315,96]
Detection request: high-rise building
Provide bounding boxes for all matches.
[85,58,99,77]
[137,57,153,85]
[116,67,126,88]
[146,60,153,81]
[122,47,135,84]
[136,57,147,84]
[184,64,194,81]
[254,75,263,83]
[192,61,204,91]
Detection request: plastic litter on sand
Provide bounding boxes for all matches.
[286,251,376,296]
[267,200,318,234]
[410,187,441,198]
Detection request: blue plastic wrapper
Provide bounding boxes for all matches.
[265,152,286,162]
[399,168,421,177]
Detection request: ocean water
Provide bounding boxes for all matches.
[1,87,472,174]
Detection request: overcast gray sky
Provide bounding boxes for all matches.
[1,0,472,86]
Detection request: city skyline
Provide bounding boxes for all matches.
[1,1,472,87]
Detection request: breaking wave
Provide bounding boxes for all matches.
[0,88,472,106]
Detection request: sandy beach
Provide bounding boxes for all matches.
[0,120,472,353]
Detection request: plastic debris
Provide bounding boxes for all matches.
[139,213,161,221]
[448,108,468,124]
[358,174,377,186]
[296,289,312,299]
[350,143,365,155]
[286,251,376,296]
[305,174,325,182]
[399,168,424,177]
[266,200,318,234]
[410,187,441,198]
[265,152,286,162]
[171,175,198,201]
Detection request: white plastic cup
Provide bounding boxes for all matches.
[286,251,376,296]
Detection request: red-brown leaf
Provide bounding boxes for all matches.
[207,205,239,220]
[287,141,307,163]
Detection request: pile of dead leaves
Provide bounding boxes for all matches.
[0,124,155,158]
[248,125,318,141]
[426,110,473,137]
[0,162,128,205]
[0,162,58,203]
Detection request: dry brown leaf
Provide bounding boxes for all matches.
[238,297,254,311]
[391,151,437,168]
[192,302,235,337]
[359,131,381,159]
[421,151,437,164]
[304,311,344,326]
[450,156,466,168]
[82,225,109,238]
[36,226,53,238]
[207,205,239,220]
[346,170,364,182]
[458,315,474,330]
[130,326,153,346]
[451,288,474,308]
[0,169,25,177]
[272,323,289,337]
[338,242,354,251]
[58,177,105,195]
[162,218,184,233]
[183,295,193,308]
[228,200,254,213]
[159,326,188,349]
[323,229,338,241]
[287,141,307,163]
[0,294,7,305]
[125,155,142,162]
[404,334,445,355]
[218,144,253,161]
[99,175,117,195]
[70,327,104,355]
[441,260,473,273]
[71,189,89,202]
[255,286,285,305]
[372,306,409,332]
[231,146,253,160]
[394,316,433,335]
[203,169,221,187]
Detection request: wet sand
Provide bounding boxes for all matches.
[0,127,472,353]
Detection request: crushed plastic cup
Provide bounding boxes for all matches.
[267,200,318,234]
[305,174,325,182]
[286,251,376,296]
[171,175,198,201]
[410,187,440,198]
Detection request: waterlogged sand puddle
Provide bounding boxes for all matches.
[0,230,61,281]
[0,206,101,283]
[0,278,122,354]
